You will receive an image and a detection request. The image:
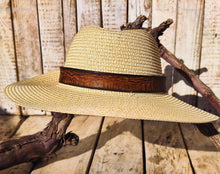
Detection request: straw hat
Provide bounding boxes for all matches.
[4,25,219,123]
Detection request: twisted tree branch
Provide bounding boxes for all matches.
[0,113,79,170]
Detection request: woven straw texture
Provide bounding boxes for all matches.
[66,26,162,76]
[4,26,219,123]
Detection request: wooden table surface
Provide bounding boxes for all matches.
[0,115,219,174]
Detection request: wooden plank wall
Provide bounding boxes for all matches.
[0,0,219,173]
[1,0,219,116]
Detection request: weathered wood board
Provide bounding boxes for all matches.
[152,0,177,93]
[31,115,103,174]
[14,115,51,137]
[102,0,127,30]
[0,115,52,174]
[152,0,176,53]
[90,118,143,174]
[181,124,220,174]
[11,0,43,115]
[0,0,20,115]
[37,0,65,73]
[186,1,220,173]
[0,0,219,173]
[173,0,204,105]
[0,163,33,174]
[144,121,193,174]
[63,0,77,56]
[198,0,220,115]
[0,115,20,142]
[76,0,101,30]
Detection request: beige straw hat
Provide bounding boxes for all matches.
[4,25,219,123]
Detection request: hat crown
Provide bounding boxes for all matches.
[65,25,162,76]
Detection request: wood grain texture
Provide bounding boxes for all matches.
[90,118,143,174]
[0,163,33,174]
[102,0,127,30]
[11,0,44,115]
[0,116,51,174]
[15,115,52,136]
[11,0,42,82]
[180,124,220,174]
[152,0,177,93]
[0,116,20,142]
[170,2,220,173]
[128,0,152,28]
[63,0,77,55]
[37,0,65,73]
[173,0,204,105]
[196,0,220,150]
[188,1,220,172]
[198,0,220,115]
[0,0,20,115]
[152,0,176,53]
[0,1,219,172]
[31,116,103,174]
[76,0,101,30]
[144,121,192,174]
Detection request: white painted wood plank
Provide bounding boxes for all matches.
[31,116,103,174]
[152,0,177,93]
[11,0,44,115]
[63,0,77,55]
[180,124,220,174]
[173,0,204,105]
[14,115,51,136]
[76,0,101,30]
[128,0,152,27]
[102,0,127,30]
[0,115,20,142]
[90,118,143,174]
[152,0,176,53]
[186,1,220,173]
[144,121,192,174]
[170,1,220,173]
[198,0,220,114]
[11,0,42,84]
[37,0,65,73]
[0,0,20,115]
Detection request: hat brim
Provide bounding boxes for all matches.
[4,70,219,123]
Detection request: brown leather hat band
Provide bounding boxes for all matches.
[59,67,166,93]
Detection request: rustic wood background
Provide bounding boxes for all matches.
[0,0,220,116]
[0,0,220,173]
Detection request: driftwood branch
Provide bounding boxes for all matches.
[159,44,220,113]
[0,113,79,170]
[121,15,220,149]
[120,15,148,30]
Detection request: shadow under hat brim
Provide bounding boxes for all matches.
[4,70,219,123]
